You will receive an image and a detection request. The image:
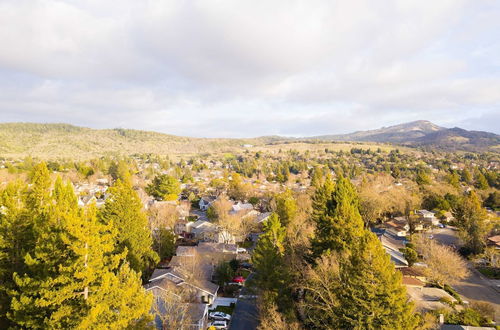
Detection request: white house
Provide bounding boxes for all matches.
[199,197,215,211]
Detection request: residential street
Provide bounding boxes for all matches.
[230,273,259,330]
[432,227,500,322]
[229,297,258,330]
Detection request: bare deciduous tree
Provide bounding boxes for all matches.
[414,235,469,286]
[152,289,191,330]
[257,296,301,330]
[148,202,179,230]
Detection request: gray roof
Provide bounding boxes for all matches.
[186,303,207,323]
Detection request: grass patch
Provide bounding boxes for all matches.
[212,304,235,315]
[477,267,500,279]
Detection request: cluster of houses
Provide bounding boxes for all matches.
[145,242,246,329]
[174,197,270,245]
[74,180,109,207]
[373,210,459,313]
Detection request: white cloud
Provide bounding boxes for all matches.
[0,0,498,136]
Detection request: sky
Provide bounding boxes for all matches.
[0,0,499,138]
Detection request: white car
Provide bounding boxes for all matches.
[237,247,247,253]
[209,311,231,321]
[208,320,228,329]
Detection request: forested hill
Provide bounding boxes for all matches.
[0,121,498,160]
[0,123,266,159]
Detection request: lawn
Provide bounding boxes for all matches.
[477,267,500,279]
[212,304,235,315]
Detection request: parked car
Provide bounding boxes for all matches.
[208,320,228,329]
[428,234,434,239]
[209,311,231,321]
[232,276,245,283]
[240,262,252,269]
[237,247,247,253]
[438,223,445,228]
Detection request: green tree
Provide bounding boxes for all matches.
[403,247,418,267]
[214,261,235,287]
[453,191,488,254]
[146,174,181,201]
[0,181,32,328]
[416,170,431,186]
[310,174,334,223]
[446,170,460,188]
[274,190,297,227]
[108,160,131,182]
[100,179,159,274]
[305,176,417,329]
[251,213,286,297]
[8,175,152,329]
[461,169,472,185]
[475,172,489,190]
[153,228,176,260]
[310,176,364,258]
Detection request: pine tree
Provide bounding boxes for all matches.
[274,190,297,227]
[310,176,364,258]
[0,180,32,328]
[475,172,489,190]
[336,232,418,329]
[310,173,334,224]
[9,176,153,328]
[251,213,286,295]
[100,179,158,274]
[306,177,417,329]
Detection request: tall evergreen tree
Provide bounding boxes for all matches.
[100,179,158,274]
[251,213,286,296]
[8,175,153,328]
[274,190,297,227]
[310,176,364,258]
[336,232,417,329]
[306,176,417,329]
[304,232,417,329]
[310,173,334,224]
[0,180,32,328]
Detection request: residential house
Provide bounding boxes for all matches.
[148,289,208,330]
[385,218,410,237]
[255,212,272,224]
[230,202,254,214]
[199,197,216,211]
[406,287,457,312]
[487,235,500,249]
[146,267,219,305]
[417,209,440,226]
[189,220,236,244]
[372,228,408,268]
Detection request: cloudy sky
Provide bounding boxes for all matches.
[0,0,499,137]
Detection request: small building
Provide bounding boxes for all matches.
[199,197,216,211]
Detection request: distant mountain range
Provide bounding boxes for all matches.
[313,120,499,152]
[0,121,497,159]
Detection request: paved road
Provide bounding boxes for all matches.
[432,227,500,321]
[430,227,461,247]
[230,273,259,330]
[229,297,258,330]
